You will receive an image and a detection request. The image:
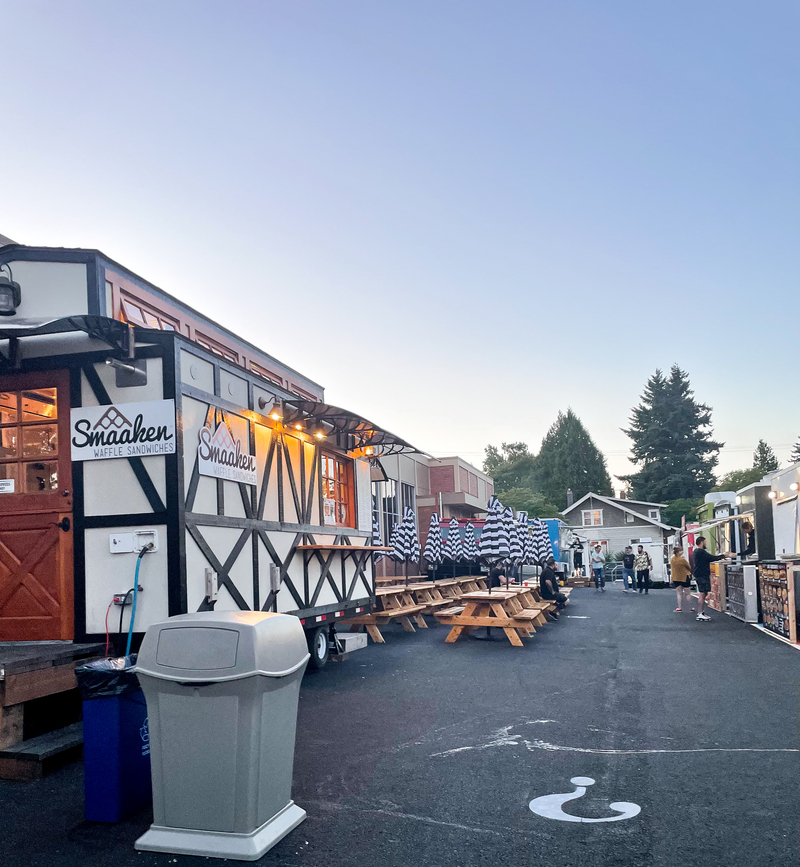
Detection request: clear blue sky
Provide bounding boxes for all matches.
[3,1,798,484]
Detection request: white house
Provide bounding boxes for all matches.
[562,493,677,583]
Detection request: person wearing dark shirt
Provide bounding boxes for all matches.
[573,545,584,578]
[488,566,506,588]
[738,521,756,559]
[621,546,635,592]
[540,557,568,617]
[692,535,730,622]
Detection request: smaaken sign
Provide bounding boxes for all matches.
[71,400,176,461]
[197,422,257,486]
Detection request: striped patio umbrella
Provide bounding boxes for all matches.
[503,506,524,587]
[422,512,444,578]
[398,506,421,585]
[388,522,404,563]
[531,518,554,565]
[371,512,385,563]
[463,522,479,574]
[443,517,464,578]
[479,496,510,592]
[521,520,536,566]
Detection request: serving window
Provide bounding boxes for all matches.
[320,452,353,527]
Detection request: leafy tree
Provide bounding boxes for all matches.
[712,467,764,492]
[499,487,562,519]
[662,497,703,527]
[752,439,779,474]
[482,443,536,492]
[533,409,613,509]
[620,365,722,501]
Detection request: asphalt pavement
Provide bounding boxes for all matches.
[2,584,799,867]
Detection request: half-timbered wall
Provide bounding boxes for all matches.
[78,355,171,635]
[177,341,375,624]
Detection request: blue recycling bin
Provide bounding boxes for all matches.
[77,656,152,823]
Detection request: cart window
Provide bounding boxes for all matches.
[320,453,353,527]
[0,387,60,494]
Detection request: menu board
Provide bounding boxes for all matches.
[758,562,791,639]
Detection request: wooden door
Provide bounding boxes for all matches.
[0,371,74,640]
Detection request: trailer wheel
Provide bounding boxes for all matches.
[307,625,329,670]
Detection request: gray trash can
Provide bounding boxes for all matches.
[133,611,310,861]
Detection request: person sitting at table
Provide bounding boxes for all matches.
[488,566,506,588]
[540,556,568,618]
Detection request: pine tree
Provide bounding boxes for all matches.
[533,409,613,509]
[620,365,722,501]
[790,440,800,465]
[752,439,779,474]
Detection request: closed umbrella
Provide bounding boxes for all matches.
[371,512,385,563]
[503,506,524,588]
[531,518,554,565]
[443,517,464,578]
[388,522,404,563]
[398,506,420,586]
[423,512,444,579]
[479,496,510,593]
[463,522,479,574]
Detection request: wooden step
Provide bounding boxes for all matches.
[0,722,83,781]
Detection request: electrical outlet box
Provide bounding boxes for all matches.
[269,563,281,594]
[204,567,218,601]
[110,533,135,554]
[113,593,131,606]
[133,529,158,552]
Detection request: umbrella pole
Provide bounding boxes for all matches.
[405,559,409,587]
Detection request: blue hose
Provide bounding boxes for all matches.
[125,552,146,657]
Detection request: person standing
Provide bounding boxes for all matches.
[540,556,568,619]
[692,536,730,621]
[573,543,584,579]
[621,546,635,592]
[590,544,605,592]
[634,545,652,594]
[669,546,693,611]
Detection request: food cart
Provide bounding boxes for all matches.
[0,243,418,669]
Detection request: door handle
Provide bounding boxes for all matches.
[56,517,71,532]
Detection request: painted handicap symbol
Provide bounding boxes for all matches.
[529,776,641,824]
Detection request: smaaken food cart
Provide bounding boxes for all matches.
[0,243,416,669]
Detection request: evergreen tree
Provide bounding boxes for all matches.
[620,365,722,501]
[533,409,613,508]
[752,439,779,474]
[792,440,800,465]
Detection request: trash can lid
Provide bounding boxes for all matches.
[134,612,310,682]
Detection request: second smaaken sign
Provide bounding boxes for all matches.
[197,422,257,486]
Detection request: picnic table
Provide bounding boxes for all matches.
[434,586,556,647]
[341,586,428,643]
[405,582,452,614]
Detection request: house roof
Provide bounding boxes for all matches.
[563,492,676,531]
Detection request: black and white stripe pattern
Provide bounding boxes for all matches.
[531,518,554,564]
[443,517,464,562]
[371,512,385,562]
[398,506,421,564]
[463,522,479,562]
[423,512,444,568]
[504,506,524,566]
[479,496,510,563]
[388,522,404,562]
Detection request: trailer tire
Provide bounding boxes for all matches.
[307,625,329,670]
